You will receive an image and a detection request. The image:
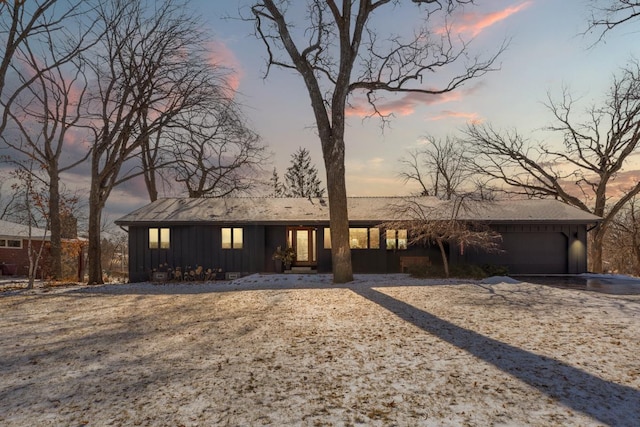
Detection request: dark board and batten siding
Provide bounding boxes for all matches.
[127,221,591,282]
[118,197,598,282]
[128,224,270,282]
[450,223,588,275]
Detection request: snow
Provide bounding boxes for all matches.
[1,274,639,426]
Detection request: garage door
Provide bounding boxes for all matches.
[500,232,568,274]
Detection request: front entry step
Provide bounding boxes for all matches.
[286,266,317,274]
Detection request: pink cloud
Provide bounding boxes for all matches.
[607,170,640,197]
[205,41,243,93]
[428,110,483,124]
[556,168,640,201]
[443,1,532,37]
[346,91,462,117]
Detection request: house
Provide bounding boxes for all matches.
[0,219,50,277]
[114,197,601,282]
[0,219,85,280]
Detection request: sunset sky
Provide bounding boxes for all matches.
[101,0,639,222]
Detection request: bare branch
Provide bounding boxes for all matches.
[586,0,640,41]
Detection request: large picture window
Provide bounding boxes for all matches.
[149,228,170,249]
[324,227,380,249]
[222,227,243,249]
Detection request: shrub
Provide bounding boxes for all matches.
[480,264,509,277]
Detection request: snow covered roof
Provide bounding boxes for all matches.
[0,219,49,240]
[115,197,601,226]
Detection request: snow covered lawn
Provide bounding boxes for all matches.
[1,274,639,426]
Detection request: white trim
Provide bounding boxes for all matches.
[0,238,23,249]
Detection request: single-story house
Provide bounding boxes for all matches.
[0,219,86,280]
[115,197,601,282]
[0,219,51,277]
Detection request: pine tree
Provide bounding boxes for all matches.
[284,147,324,197]
[270,167,285,197]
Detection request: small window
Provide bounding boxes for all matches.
[386,229,407,250]
[386,229,397,250]
[222,227,243,249]
[222,228,231,249]
[398,229,407,250]
[233,228,243,249]
[149,228,170,249]
[324,228,331,249]
[369,228,380,249]
[0,239,22,249]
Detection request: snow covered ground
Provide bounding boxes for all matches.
[1,274,639,426]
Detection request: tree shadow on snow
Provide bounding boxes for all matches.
[351,286,640,427]
[66,274,472,296]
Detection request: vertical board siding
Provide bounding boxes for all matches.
[126,222,591,282]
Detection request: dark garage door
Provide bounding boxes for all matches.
[501,232,568,274]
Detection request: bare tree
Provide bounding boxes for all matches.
[587,0,640,39]
[0,7,95,279]
[169,102,268,198]
[0,0,90,136]
[464,61,640,272]
[82,0,228,284]
[383,197,502,277]
[398,136,472,199]
[603,197,640,275]
[137,70,261,201]
[249,0,504,283]
[7,163,50,288]
[0,174,22,221]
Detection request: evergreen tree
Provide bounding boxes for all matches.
[270,167,285,197]
[284,147,324,197]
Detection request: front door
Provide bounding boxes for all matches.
[287,227,317,267]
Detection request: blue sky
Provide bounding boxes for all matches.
[103,0,638,222]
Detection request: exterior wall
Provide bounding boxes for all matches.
[128,224,270,282]
[265,225,287,272]
[126,222,591,282]
[316,226,440,274]
[0,239,50,277]
[449,223,589,275]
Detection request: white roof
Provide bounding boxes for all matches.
[0,219,49,240]
[115,197,601,225]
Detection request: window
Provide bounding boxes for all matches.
[386,229,407,250]
[222,227,243,249]
[349,228,368,249]
[149,228,170,249]
[324,227,380,249]
[398,229,407,249]
[369,228,380,249]
[0,239,22,249]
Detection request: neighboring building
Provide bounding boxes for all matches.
[0,219,50,277]
[115,197,601,283]
[0,219,85,280]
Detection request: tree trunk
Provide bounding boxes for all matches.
[145,174,159,202]
[324,136,353,284]
[436,238,450,278]
[590,225,606,273]
[48,167,62,279]
[87,178,104,285]
[141,137,159,202]
[27,235,35,290]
